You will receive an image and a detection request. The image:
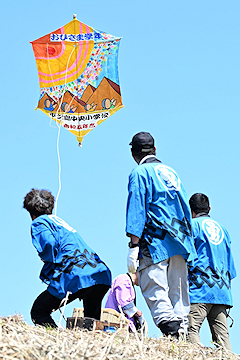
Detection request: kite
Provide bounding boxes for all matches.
[31,15,123,145]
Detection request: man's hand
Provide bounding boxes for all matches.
[134,309,143,317]
[127,246,139,273]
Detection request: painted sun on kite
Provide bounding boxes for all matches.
[31,15,123,145]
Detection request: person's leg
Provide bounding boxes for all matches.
[31,290,62,327]
[168,255,190,332]
[187,303,209,344]
[82,284,110,320]
[207,305,232,351]
[139,261,181,337]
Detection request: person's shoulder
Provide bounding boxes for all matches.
[129,165,152,186]
[114,273,129,281]
[192,216,204,223]
[191,217,201,230]
[32,214,50,226]
[200,216,223,229]
[211,218,227,230]
[130,166,139,175]
[192,216,210,229]
[151,162,181,178]
[134,161,160,173]
[129,165,144,180]
[197,216,231,241]
[209,218,230,238]
[113,274,131,286]
[31,215,52,235]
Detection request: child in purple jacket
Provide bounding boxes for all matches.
[105,272,143,332]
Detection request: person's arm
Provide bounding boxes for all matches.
[134,309,143,317]
[127,235,140,273]
[126,171,147,273]
[40,261,56,284]
[122,303,142,318]
[130,235,139,245]
[115,280,142,318]
[126,171,147,239]
[31,222,58,263]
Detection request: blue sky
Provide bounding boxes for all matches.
[1,0,240,354]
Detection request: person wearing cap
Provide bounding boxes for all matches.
[126,132,197,338]
[23,188,112,328]
[187,193,236,350]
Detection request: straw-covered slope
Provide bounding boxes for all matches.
[0,315,239,360]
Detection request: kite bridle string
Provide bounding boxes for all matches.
[54,122,62,216]
[67,20,79,109]
[46,43,58,128]
[67,20,84,110]
[46,42,76,216]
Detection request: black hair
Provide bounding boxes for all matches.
[23,188,55,217]
[131,147,155,162]
[189,193,210,214]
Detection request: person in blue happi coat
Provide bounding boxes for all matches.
[187,193,236,350]
[23,188,111,328]
[126,132,197,338]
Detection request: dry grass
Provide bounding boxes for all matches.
[0,315,239,360]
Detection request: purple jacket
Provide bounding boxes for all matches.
[105,274,138,331]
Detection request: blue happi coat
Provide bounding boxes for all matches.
[31,215,111,299]
[188,215,236,306]
[126,156,197,266]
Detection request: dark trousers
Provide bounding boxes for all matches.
[31,284,110,328]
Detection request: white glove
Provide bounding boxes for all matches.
[127,247,139,273]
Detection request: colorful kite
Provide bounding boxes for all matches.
[31,16,123,145]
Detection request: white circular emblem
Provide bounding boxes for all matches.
[202,219,224,245]
[155,164,181,191]
[48,215,76,233]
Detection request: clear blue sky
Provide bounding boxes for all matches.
[1,0,240,354]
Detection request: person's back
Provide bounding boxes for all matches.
[24,188,111,328]
[189,215,235,305]
[188,193,236,350]
[31,214,111,299]
[127,160,196,266]
[105,272,143,332]
[126,132,197,338]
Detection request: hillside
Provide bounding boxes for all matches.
[0,315,239,360]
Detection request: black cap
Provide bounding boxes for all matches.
[129,132,155,153]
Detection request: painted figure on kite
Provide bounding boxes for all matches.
[44,98,57,111]
[31,15,123,145]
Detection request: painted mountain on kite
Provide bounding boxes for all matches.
[38,77,122,114]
